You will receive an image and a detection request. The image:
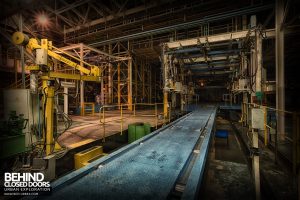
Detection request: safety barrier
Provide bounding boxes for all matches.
[82,102,95,116]
[99,103,171,142]
[241,102,300,174]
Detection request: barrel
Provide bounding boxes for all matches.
[144,123,151,135]
[128,122,152,143]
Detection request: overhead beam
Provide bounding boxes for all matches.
[193,71,232,76]
[198,86,227,89]
[166,29,275,49]
[45,6,76,27]
[89,2,105,17]
[190,66,230,71]
[65,2,161,33]
[180,52,239,59]
[57,44,129,61]
[56,0,91,14]
[183,55,239,63]
[60,0,85,20]
[89,4,273,46]
[185,61,239,68]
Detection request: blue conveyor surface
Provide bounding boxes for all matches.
[41,106,216,200]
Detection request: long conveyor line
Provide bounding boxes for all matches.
[35,106,217,200]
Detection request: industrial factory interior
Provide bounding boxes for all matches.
[0,0,299,199]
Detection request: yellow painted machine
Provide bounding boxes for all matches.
[12,32,101,158]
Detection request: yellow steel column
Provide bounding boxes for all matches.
[142,60,145,100]
[134,60,138,103]
[102,107,105,142]
[128,58,132,111]
[45,86,55,156]
[169,103,171,123]
[80,43,84,116]
[155,104,158,129]
[163,91,168,119]
[117,63,121,108]
[120,105,123,135]
[108,44,112,104]
[42,79,48,145]
[264,106,268,146]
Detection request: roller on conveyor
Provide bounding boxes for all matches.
[29,106,217,200]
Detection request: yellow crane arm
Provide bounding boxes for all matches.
[12,32,100,77]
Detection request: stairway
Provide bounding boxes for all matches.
[6,74,31,89]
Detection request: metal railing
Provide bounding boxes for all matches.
[241,102,300,174]
[82,102,95,116]
[99,103,172,142]
[6,74,30,89]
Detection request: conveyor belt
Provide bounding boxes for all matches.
[39,106,216,200]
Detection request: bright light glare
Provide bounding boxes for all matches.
[34,11,51,29]
[37,14,48,25]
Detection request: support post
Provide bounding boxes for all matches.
[120,105,123,135]
[276,0,285,139]
[181,93,184,111]
[18,14,25,88]
[80,43,84,115]
[46,86,55,156]
[142,60,145,100]
[149,66,152,103]
[128,58,132,111]
[108,44,112,104]
[64,87,68,114]
[252,128,261,200]
[163,91,168,119]
[134,60,137,103]
[42,79,48,144]
[155,104,158,129]
[242,93,248,126]
[118,63,121,107]
[264,106,268,146]
[255,31,262,96]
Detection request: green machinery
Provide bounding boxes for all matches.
[0,111,28,158]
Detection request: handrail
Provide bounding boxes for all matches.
[99,103,172,142]
[7,74,31,89]
[241,101,300,175]
[243,102,294,114]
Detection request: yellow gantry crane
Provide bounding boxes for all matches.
[12,32,101,156]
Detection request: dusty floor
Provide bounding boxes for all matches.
[57,109,171,148]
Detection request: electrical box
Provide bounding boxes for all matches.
[36,48,48,65]
[174,82,182,93]
[238,79,249,91]
[251,108,265,130]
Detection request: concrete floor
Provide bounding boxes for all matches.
[57,109,170,148]
[201,116,255,200]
